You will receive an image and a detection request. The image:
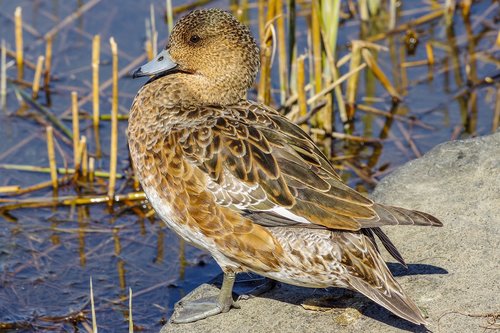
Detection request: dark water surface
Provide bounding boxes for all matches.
[0,0,498,331]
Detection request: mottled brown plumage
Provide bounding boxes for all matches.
[128,8,442,325]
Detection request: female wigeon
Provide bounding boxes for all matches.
[128,8,442,325]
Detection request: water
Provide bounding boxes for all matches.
[0,0,498,331]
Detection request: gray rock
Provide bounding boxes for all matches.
[160,132,500,333]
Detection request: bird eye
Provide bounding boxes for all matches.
[190,35,201,43]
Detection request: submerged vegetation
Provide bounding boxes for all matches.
[0,0,498,331]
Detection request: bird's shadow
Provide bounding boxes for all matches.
[211,263,447,333]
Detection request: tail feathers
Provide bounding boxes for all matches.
[335,231,427,325]
[348,276,427,325]
[361,204,443,228]
[372,227,406,267]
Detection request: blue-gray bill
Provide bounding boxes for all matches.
[132,49,178,78]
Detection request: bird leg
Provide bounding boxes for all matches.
[171,272,240,324]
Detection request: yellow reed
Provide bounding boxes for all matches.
[108,37,119,203]
[14,7,23,80]
[46,126,58,190]
[92,35,101,128]
[32,56,44,99]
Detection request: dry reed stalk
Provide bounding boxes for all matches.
[92,35,100,128]
[0,192,146,212]
[43,35,52,90]
[493,85,500,132]
[345,41,362,120]
[63,53,148,116]
[319,24,347,124]
[81,136,88,178]
[297,55,307,131]
[461,0,471,17]
[399,45,408,93]
[311,0,322,96]
[401,59,428,68]
[367,9,445,42]
[389,0,397,29]
[46,126,58,190]
[342,160,378,185]
[361,48,401,101]
[129,288,134,333]
[165,0,174,33]
[358,0,369,21]
[74,138,86,179]
[108,37,119,204]
[444,0,456,26]
[90,277,98,333]
[89,157,95,183]
[258,26,275,105]
[0,186,20,193]
[426,42,434,65]
[258,0,265,42]
[14,7,23,80]
[310,0,326,128]
[257,0,277,104]
[307,63,366,105]
[71,91,80,168]
[3,47,36,70]
[1,40,6,111]
[44,0,102,39]
[396,121,421,158]
[150,4,158,56]
[275,0,288,105]
[145,40,153,61]
[32,56,44,99]
[1,179,66,197]
[0,163,122,178]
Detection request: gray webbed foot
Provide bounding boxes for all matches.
[171,295,240,323]
[170,271,239,324]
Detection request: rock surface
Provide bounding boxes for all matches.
[160,132,500,333]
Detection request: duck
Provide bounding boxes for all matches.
[128,8,442,325]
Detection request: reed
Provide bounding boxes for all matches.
[32,56,44,99]
[81,136,88,179]
[14,7,23,80]
[165,0,174,33]
[89,157,96,183]
[258,0,277,105]
[358,0,369,21]
[71,91,80,169]
[361,48,401,101]
[43,35,53,102]
[129,288,134,333]
[444,0,456,26]
[275,0,288,105]
[46,126,58,190]
[345,41,362,121]
[108,37,119,204]
[150,4,158,56]
[0,163,123,179]
[493,86,500,132]
[146,40,154,62]
[1,40,6,111]
[90,277,98,333]
[92,35,101,128]
[296,55,307,131]
[0,186,20,194]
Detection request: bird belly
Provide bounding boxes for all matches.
[143,184,242,269]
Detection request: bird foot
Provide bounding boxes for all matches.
[171,295,240,324]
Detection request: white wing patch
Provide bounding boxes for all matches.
[268,206,312,224]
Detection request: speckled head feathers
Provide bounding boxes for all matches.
[164,9,260,104]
